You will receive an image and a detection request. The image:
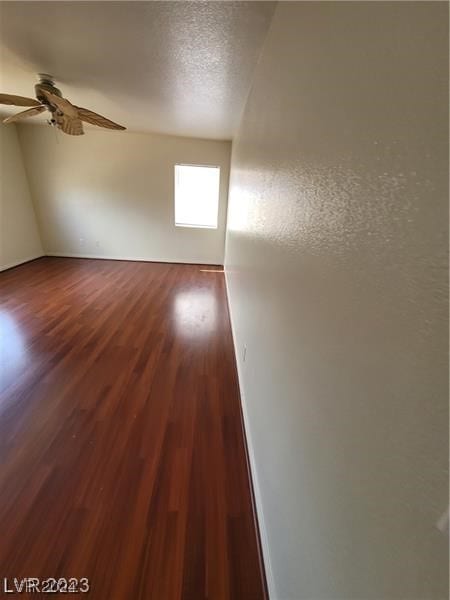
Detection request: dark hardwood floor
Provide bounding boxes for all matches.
[0,257,266,600]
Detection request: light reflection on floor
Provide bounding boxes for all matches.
[173,288,218,339]
[0,310,27,392]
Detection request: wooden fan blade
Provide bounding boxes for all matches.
[0,93,40,107]
[76,107,126,130]
[3,105,46,124]
[56,113,84,136]
[40,89,78,117]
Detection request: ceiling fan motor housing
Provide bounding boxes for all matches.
[35,74,63,106]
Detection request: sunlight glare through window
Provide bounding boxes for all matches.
[175,164,220,229]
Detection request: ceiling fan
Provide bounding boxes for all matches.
[0,74,126,136]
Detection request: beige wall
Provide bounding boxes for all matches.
[0,124,43,271]
[225,2,448,599]
[18,125,230,265]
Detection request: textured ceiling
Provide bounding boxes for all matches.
[0,1,275,140]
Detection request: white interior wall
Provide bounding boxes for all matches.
[17,124,231,265]
[0,124,43,271]
[225,2,448,599]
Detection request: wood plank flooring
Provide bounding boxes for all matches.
[0,257,266,600]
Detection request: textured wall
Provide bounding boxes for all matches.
[225,2,448,599]
[18,125,230,265]
[0,124,43,270]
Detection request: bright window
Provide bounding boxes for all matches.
[174,164,220,229]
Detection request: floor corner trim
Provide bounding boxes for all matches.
[0,253,45,273]
[224,268,276,600]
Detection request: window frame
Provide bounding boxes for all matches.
[174,163,221,230]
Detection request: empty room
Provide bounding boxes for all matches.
[0,2,448,599]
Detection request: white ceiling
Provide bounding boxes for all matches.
[0,1,276,140]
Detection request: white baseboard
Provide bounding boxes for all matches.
[224,269,275,600]
[0,253,44,272]
[45,252,222,266]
